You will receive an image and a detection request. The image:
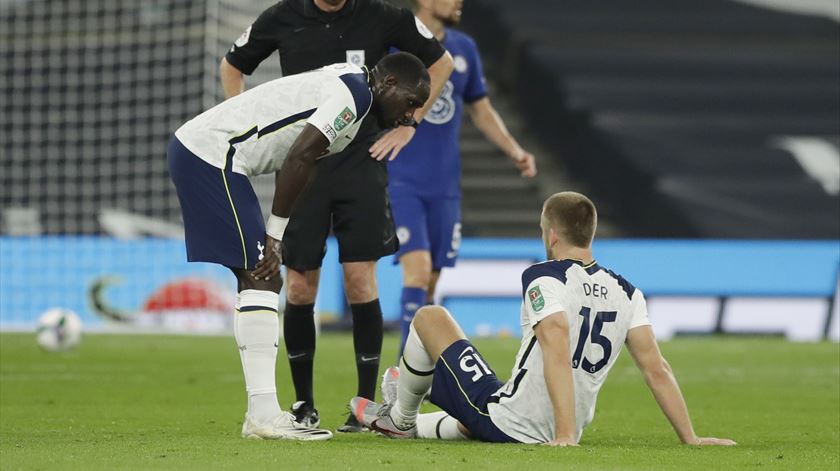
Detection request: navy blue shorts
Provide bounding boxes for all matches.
[430,339,518,443]
[390,190,461,270]
[167,137,265,270]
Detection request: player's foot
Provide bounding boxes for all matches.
[241,412,332,441]
[290,401,321,428]
[336,412,369,433]
[381,366,400,404]
[349,397,416,439]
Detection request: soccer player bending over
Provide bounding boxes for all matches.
[352,192,737,446]
[168,52,430,440]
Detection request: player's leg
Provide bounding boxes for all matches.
[280,176,332,427]
[379,367,468,440]
[283,268,321,426]
[331,157,397,432]
[426,197,462,302]
[416,411,470,440]
[342,260,383,403]
[352,305,469,437]
[414,306,515,443]
[167,137,329,440]
[391,191,432,359]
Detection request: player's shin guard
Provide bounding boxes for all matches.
[350,299,384,400]
[392,324,434,428]
[397,287,427,360]
[417,411,468,440]
[283,302,316,405]
[235,289,281,423]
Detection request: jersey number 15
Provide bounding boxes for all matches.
[572,307,617,374]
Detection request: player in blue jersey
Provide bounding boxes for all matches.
[390,0,537,357]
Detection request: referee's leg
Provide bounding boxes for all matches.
[331,157,396,432]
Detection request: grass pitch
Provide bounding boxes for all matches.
[1,333,838,470]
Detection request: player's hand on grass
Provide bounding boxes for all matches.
[543,438,579,447]
[252,235,282,281]
[369,125,416,161]
[687,437,737,446]
[510,149,537,178]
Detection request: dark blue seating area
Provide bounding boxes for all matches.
[462,0,839,238]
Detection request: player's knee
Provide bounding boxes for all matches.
[400,251,432,288]
[343,275,377,303]
[403,265,432,288]
[413,305,450,329]
[342,263,377,303]
[286,271,317,304]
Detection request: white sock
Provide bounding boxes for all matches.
[417,411,468,440]
[235,289,281,423]
[390,324,434,428]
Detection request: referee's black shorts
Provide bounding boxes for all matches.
[281,137,398,272]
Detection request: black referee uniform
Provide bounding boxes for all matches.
[224,0,446,430]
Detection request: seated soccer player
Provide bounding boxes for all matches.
[168,52,430,440]
[351,192,737,446]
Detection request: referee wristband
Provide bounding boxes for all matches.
[265,215,290,241]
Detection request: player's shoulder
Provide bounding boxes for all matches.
[591,264,637,301]
[321,63,372,113]
[521,260,577,293]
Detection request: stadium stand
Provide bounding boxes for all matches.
[461,0,840,238]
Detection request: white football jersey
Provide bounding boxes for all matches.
[175,63,372,177]
[487,259,651,443]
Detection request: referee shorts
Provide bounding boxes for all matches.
[281,139,398,272]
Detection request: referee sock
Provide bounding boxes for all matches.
[417,411,468,440]
[350,299,384,400]
[235,289,281,424]
[397,287,427,361]
[391,324,434,429]
[283,302,316,405]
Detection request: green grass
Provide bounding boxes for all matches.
[1,333,838,470]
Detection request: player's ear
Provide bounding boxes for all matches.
[549,227,560,247]
[383,74,398,88]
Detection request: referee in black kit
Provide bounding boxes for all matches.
[220,0,453,432]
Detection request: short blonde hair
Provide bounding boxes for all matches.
[542,192,597,248]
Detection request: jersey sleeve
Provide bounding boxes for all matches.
[462,36,488,103]
[306,82,358,145]
[628,289,652,330]
[383,8,446,67]
[523,276,570,328]
[224,5,280,76]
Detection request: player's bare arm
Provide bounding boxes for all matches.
[533,312,579,447]
[370,51,454,161]
[220,57,245,99]
[625,325,736,446]
[252,124,329,281]
[466,97,537,178]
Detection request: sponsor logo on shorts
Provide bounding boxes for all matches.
[528,285,545,311]
[322,124,337,141]
[334,107,356,131]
